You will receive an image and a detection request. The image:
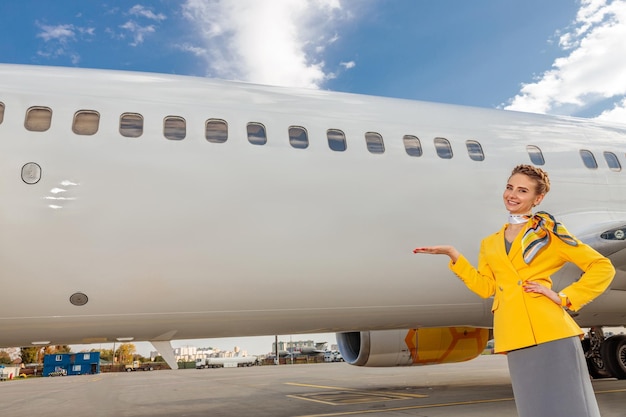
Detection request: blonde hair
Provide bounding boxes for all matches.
[510,164,550,195]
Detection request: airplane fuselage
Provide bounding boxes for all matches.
[0,64,624,350]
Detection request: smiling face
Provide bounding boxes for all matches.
[503,173,545,215]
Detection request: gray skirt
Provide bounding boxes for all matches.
[507,336,600,417]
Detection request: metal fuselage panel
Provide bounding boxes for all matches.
[0,65,624,346]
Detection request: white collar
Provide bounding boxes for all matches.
[508,214,531,224]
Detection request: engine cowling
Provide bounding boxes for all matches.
[337,327,490,367]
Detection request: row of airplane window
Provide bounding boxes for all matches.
[0,103,622,171]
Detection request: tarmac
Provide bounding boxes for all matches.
[1,355,625,417]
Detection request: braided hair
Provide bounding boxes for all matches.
[510,164,550,195]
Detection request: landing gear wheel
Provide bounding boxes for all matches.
[582,338,611,379]
[600,334,626,379]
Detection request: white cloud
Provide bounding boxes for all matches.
[176,43,208,58]
[36,23,76,43]
[597,97,626,121]
[119,5,167,46]
[180,0,352,88]
[120,20,157,46]
[35,22,95,64]
[504,0,626,121]
[79,27,96,37]
[129,5,167,22]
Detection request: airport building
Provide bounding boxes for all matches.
[43,352,100,376]
[150,346,249,363]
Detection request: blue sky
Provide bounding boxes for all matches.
[2,0,626,120]
[2,0,626,356]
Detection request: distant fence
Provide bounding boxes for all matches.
[177,361,196,369]
[262,356,325,366]
[100,362,170,372]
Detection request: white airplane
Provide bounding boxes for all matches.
[0,64,624,378]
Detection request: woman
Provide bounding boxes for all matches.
[413,164,614,417]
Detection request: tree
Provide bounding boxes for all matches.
[57,345,72,353]
[0,351,12,365]
[116,343,136,364]
[43,345,72,355]
[94,348,114,363]
[20,347,41,364]
[132,353,147,362]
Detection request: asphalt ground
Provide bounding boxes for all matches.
[1,355,625,417]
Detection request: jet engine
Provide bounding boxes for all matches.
[337,327,490,367]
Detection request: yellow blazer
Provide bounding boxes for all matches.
[450,222,615,353]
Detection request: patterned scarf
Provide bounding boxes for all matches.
[521,211,578,263]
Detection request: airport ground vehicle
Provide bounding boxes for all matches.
[125,361,155,372]
[195,356,258,369]
[324,351,343,362]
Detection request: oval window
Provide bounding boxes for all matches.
[603,151,621,172]
[247,122,267,145]
[580,150,597,169]
[365,132,385,154]
[527,145,545,166]
[73,110,100,135]
[466,140,484,161]
[403,135,422,157]
[206,119,228,143]
[25,106,52,132]
[289,126,308,149]
[120,113,144,138]
[164,116,186,140]
[327,129,347,152]
[434,137,453,159]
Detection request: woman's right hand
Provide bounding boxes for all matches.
[413,245,460,263]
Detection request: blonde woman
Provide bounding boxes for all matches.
[413,164,614,417]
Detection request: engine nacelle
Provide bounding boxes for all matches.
[337,327,490,367]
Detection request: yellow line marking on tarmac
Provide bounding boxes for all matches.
[381,392,429,398]
[284,382,427,396]
[285,382,358,391]
[293,386,626,417]
[596,387,626,394]
[288,392,427,406]
[286,395,341,406]
[295,397,515,417]
[285,382,428,406]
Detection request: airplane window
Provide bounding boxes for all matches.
[603,152,621,172]
[164,116,186,140]
[434,137,453,159]
[579,150,598,169]
[403,135,422,157]
[73,110,100,136]
[327,129,347,152]
[206,119,228,143]
[25,106,52,132]
[120,113,143,138]
[526,145,545,166]
[466,140,485,161]
[0,102,4,124]
[247,122,267,145]
[365,132,385,154]
[289,126,308,149]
